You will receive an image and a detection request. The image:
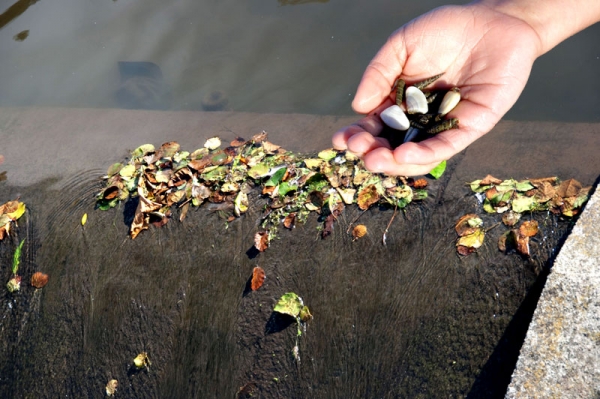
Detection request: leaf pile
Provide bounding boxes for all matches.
[96,133,428,247]
[458,175,592,257]
[0,199,26,241]
[470,175,590,217]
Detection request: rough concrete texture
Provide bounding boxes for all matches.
[506,187,600,398]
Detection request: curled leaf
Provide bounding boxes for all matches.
[254,231,269,252]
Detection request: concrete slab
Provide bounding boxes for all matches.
[506,185,600,398]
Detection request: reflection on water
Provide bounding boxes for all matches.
[0,0,598,120]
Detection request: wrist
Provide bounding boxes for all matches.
[477,0,600,56]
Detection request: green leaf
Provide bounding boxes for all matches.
[428,160,446,179]
[278,181,298,196]
[131,144,155,158]
[12,239,25,275]
[515,180,534,192]
[247,163,270,180]
[511,196,536,213]
[317,149,338,161]
[273,292,304,318]
[265,167,287,187]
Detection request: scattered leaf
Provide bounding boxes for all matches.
[283,213,296,229]
[299,305,313,322]
[106,379,118,397]
[254,231,269,252]
[204,137,222,150]
[6,276,21,293]
[502,210,521,227]
[133,352,151,369]
[511,196,536,213]
[456,229,485,250]
[454,214,482,236]
[250,266,265,291]
[31,272,49,289]
[12,239,25,275]
[273,292,304,318]
[317,149,338,161]
[519,220,539,237]
[352,224,367,241]
[81,213,88,226]
[428,160,446,179]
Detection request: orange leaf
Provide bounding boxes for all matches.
[251,266,265,291]
[283,213,296,229]
[480,174,503,186]
[31,272,49,289]
[519,220,539,237]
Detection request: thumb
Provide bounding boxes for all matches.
[352,34,408,114]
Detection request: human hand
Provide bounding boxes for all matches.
[332,3,542,176]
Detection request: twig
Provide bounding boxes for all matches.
[382,205,398,246]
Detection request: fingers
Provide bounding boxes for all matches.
[362,147,441,176]
[352,33,408,114]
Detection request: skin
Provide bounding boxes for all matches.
[332,0,600,176]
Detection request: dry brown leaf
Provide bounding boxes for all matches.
[533,181,556,202]
[480,174,503,185]
[485,186,499,200]
[519,220,539,237]
[457,245,476,256]
[516,235,530,257]
[529,176,558,186]
[357,184,380,210]
[230,137,246,147]
[262,141,281,154]
[251,131,268,144]
[250,266,265,291]
[179,202,190,222]
[557,178,582,198]
[502,210,521,227]
[283,213,296,229]
[188,158,211,172]
[0,154,4,165]
[254,231,269,252]
[130,207,148,239]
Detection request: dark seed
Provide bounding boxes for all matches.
[394,79,405,107]
[414,73,444,90]
[426,118,459,134]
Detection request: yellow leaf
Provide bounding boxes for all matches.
[81,213,88,226]
[6,202,26,221]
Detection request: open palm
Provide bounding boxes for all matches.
[332,4,542,176]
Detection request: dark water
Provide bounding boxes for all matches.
[0,0,599,120]
[1,0,600,397]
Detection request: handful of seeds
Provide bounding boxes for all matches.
[380,73,461,143]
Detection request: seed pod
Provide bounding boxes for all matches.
[394,78,405,107]
[438,87,461,116]
[352,225,367,241]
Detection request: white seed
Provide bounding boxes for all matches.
[405,86,428,114]
[403,126,420,143]
[380,105,410,131]
[438,87,461,116]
